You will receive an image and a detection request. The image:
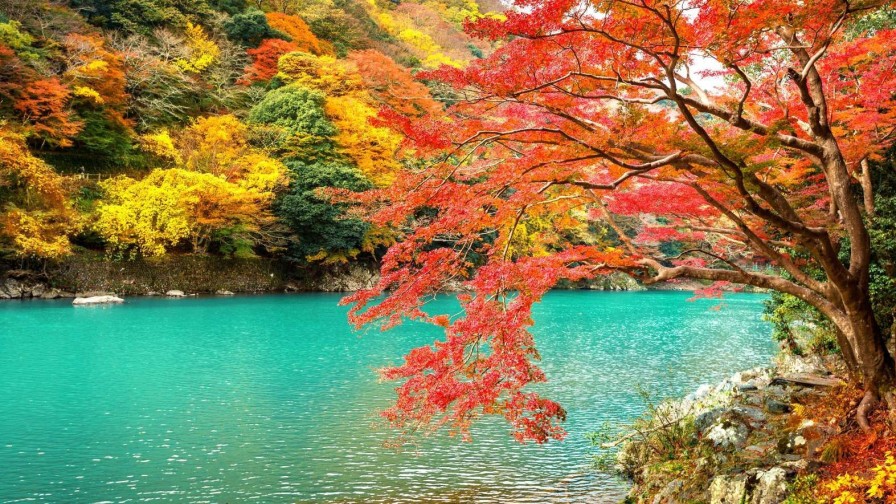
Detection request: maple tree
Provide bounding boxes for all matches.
[344,0,896,441]
[14,78,83,147]
[241,38,300,83]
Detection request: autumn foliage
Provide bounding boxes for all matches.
[344,0,896,442]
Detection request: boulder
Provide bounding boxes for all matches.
[751,468,788,504]
[0,277,25,299]
[166,290,186,297]
[708,474,749,504]
[72,295,124,305]
[765,399,792,414]
[215,290,235,296]
[706,419,749,449]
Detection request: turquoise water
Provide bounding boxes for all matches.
[0,291,774,503]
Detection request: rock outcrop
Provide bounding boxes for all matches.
[618,355,844,503]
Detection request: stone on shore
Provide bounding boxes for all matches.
[72,295,124,305]
[166,290,186,297]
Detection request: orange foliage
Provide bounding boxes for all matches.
[62,33,128,109]
[347,49,441,117]
[265,12,331,55]
[14,78,83,147]
[242,38,299,83]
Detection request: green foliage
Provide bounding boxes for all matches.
[763,291,837,356]
[247,84,336,159]
[764,147,896,352]
[69,0,213,33]
[846,5,896,37]
[868,152,896,334]
[72,109,143,169]
[782,474,820,504]
[275,160,371,261]
[223,8,279,47]
[208,0,246,15]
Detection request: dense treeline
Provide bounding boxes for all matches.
[0,0,495,263]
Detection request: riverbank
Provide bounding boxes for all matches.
[0,255,383,299]
[615,350,896,503]
[1,254,769,300]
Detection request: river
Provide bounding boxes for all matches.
[0,291,774,503]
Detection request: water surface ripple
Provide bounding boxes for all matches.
[0,291,774,503]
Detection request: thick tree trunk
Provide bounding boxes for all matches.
[844,296,896,430]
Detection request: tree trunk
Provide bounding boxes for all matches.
[844,296,896,430]
[860,158,875,217]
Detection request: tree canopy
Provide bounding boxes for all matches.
[344,0,896,442]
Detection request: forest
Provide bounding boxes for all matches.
[0,0,496,263]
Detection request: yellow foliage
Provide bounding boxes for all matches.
[178,114,287,189]
[176,22,220,74]
[179,115,249,174]
[72,86,104,104]
[367,3,463,68]
[139,130,182,165]
[93,168,279,257]
[277,52,362,96]
[324,95,402,186]
[2,210,74,260]
[0,128,77,259]
[821,452,896,503]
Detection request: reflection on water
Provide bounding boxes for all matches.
[0,291,773,503]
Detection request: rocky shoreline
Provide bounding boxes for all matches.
[0,256,383,300]
[2,254,762,300]
[616,353,852,503]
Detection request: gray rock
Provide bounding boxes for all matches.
[40,288,61,299]
[709,474,749,504]
[733,406,768,427]
[73,295,124,305]
[695,408,727,432]
[30,284,46,297]
[215,290,235,296]
[765,399,792,414]
[166,290,186,297]
[778,353,827,375]
[0,278,25,299]
[751,467,788,504]
[706,419,749,449]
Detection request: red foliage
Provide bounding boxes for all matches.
[241,38,300,84]
[345,0,896,443]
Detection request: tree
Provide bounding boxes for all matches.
[274,160,372,262]
[93,167,281,257]
[14,78,83,147]
[265,12,330,55]
[344,0,896,441]
[176,21,220,74]
[347,49,441,117]
[224,8,279,47]
[241,38,299,83]
[325,94,403,187]
[0,128,77,259]
[247,84,336,159]
[69,0,213,34]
